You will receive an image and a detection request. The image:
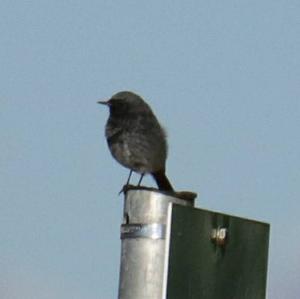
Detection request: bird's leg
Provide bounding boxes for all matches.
[126,170,133,186]
[137,173,145,186]
[119,170,133,195]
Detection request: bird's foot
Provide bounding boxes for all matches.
[118,184,134,195]
[118,184,148,195]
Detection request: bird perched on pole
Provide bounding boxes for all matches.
[98,91,174,192]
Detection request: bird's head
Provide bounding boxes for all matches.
[98,91,149,115]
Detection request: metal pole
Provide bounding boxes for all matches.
[118,188,195,299]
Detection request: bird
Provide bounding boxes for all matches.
[98,91,174,191]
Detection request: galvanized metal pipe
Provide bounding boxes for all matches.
[118,188,194,299]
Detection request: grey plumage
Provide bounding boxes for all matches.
[98,91,173,191]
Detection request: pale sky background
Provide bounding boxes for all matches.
[1,1,299,298]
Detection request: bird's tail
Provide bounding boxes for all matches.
[151,169,174,191]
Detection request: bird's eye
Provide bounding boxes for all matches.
[112,99,128,109]
[110,98,123,104]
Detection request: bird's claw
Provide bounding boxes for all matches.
[118,184,131,195]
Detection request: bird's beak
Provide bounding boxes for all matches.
[97,100,109,105]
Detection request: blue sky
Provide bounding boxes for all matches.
[1,1,299,298]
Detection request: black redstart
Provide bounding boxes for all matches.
[98,91,174,191]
